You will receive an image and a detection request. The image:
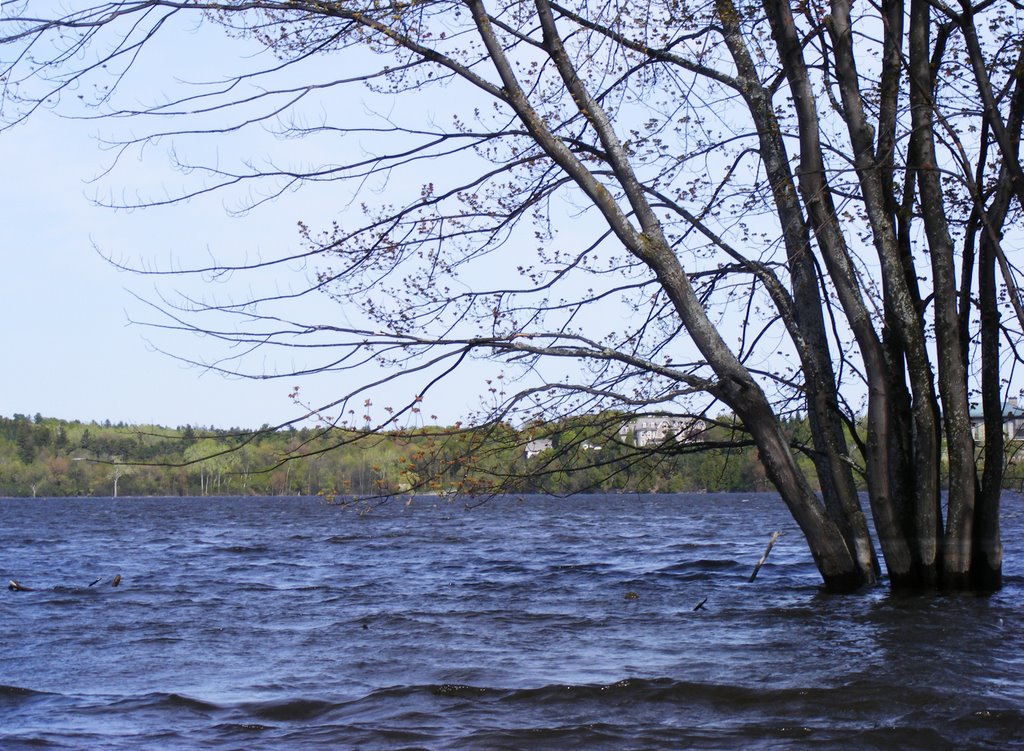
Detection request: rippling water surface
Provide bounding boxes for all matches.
[2,493,1023,749]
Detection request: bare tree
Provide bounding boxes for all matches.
[4,0,1024,591]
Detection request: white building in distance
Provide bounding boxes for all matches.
[524,438,554,458]
[618,416,706,447]
[969,397,1024,442]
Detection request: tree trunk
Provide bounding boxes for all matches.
[975,198,1004,590]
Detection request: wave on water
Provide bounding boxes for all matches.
[0,684,56,701]
[241,697,340,722]
[325,534,362,545]
[6,678,1020,750]
[364,674,1024,719]
[215,544,272,555]
[4,494,1024,751]
[338,678,1024,749]
[58,691,227,720]
[335,676,799,709]
[157,692,225,714]
[414,676,834,705]
[654,558,748,580]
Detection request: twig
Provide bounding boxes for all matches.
[748,531,781,583]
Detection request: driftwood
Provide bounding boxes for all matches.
[8,574,122,591]
[89,574,122,587]
[748,531,781,583]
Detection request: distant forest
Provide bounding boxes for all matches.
[1,412,1018,498]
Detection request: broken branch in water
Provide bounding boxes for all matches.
[9,574,122,591]
[748,531,781,583]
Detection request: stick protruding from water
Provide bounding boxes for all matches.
[748,531,781,583]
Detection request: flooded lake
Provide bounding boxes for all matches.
[2,493,1023,749]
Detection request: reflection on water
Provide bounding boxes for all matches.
[1,493,1022,750]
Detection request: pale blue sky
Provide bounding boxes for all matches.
[0,6,568,433]
[1,113,295,428]
[0,107,490,430]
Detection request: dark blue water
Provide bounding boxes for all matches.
[1,493,1023,750]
